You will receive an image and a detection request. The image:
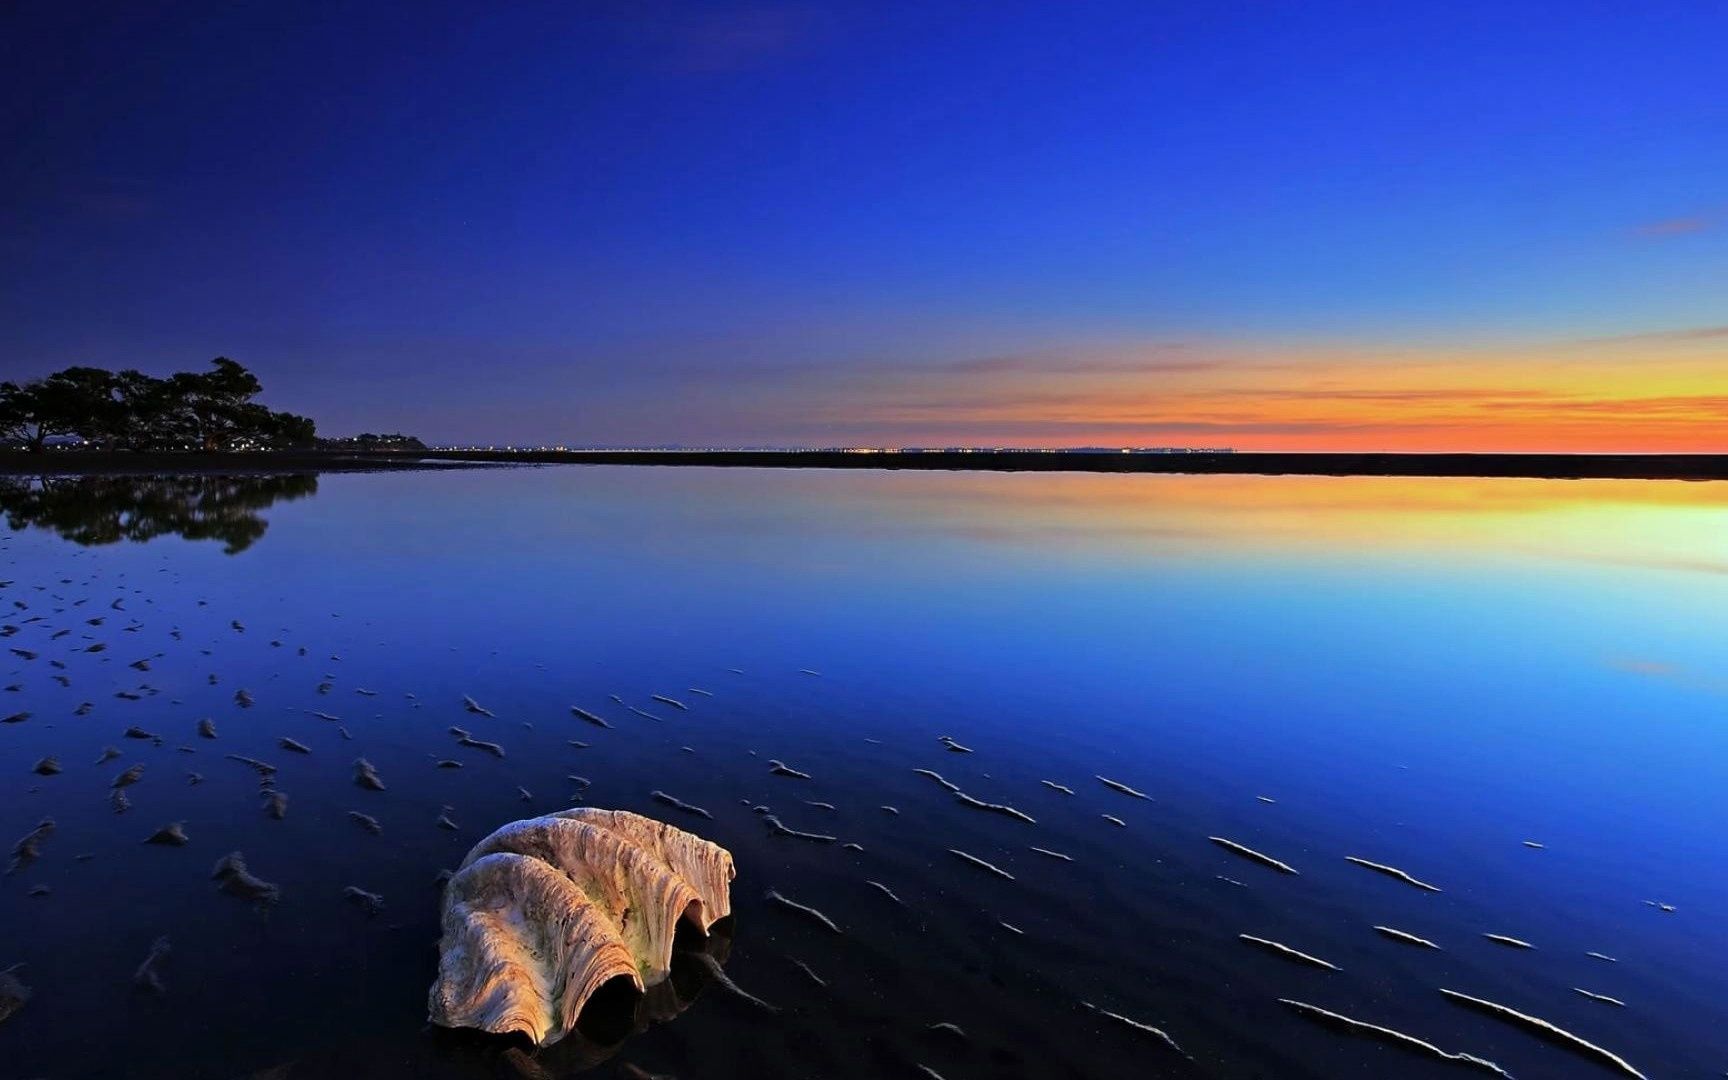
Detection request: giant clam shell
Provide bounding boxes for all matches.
[428,808,734,1047]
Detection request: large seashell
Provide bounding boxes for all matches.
[428,808,734,1047]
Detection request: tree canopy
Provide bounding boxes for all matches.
[0,359,315,452]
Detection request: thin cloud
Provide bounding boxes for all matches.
[1204,387,1562,404]
[1588,555,1728,577]
[1633,215,1717,238]
[941,350,1212,376]
[1473,394,1728,416]
[1604,656,1728,697]
[1607,658,1683,678]
[791,416,1456,439]
[1575,324,1728,345]
[654,6,824,73]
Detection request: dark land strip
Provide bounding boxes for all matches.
[5,449,1727,480]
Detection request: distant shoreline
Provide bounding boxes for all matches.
[3,448,1727,480]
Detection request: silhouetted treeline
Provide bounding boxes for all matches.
[0,473,318,554]
[0,359,315,452]
[319,432,427,451]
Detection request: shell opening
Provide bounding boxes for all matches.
[573,973,643,1044]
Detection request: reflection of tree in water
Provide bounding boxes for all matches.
[0,473,318,554]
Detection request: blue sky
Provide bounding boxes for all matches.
[3,1,1724,447]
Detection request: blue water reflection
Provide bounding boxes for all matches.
[1,466,1724,1078]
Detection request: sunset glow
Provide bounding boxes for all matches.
[778,333,1728,451]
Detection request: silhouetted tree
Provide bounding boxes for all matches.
[252,407,317,448]
[169,357,261,450]
[0,389,22,446]
[105,370,180,449]
[322,431,427,450]
[0,358,316,451]
[0,367,124,451]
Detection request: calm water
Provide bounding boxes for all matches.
[2,466,1726,1079]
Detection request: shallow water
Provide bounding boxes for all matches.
[2,466,1726,1079]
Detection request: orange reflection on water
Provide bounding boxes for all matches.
[827,472,1728,573]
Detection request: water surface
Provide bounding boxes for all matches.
[2,466,1726,1079]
